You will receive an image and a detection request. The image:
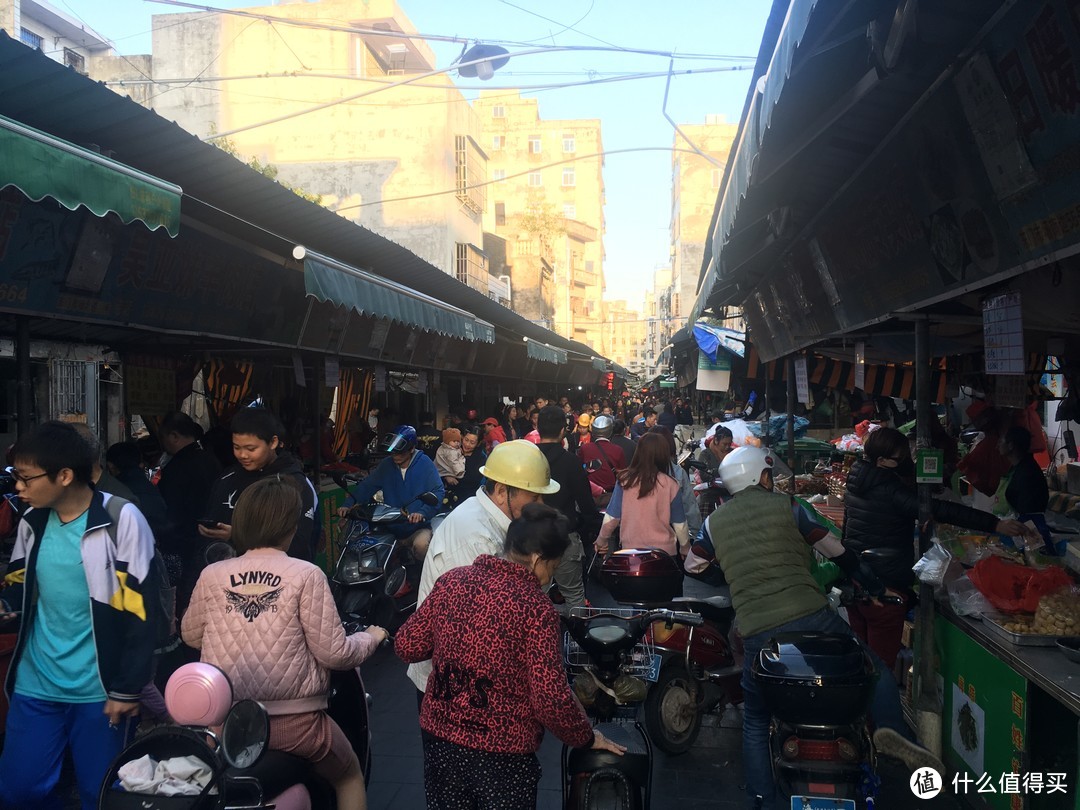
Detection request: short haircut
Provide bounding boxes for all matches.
[504,502,569,562]
[483,478,519,501]
[160,411,204,440]
[1004,425,1032,455]
[12,420,95,485]
[613,419,627,434]
[862,427,909,463]
[642,407,656,418]
[230,408,285,444]
[105,441,143,472]
[232,476,301,552]
[537,405,567,440]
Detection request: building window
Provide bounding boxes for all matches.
[528,172,542,187]
[562,203,576,219]
[492,169,506,181]
[711,168,722,189]
[529,135,542,154]
[455,243,487,292]
[495,202,506,226]
[563,135,576,153]
[491,135,504,152]
[492,105,506,118]
[19,28,43,50]
[63,48,86,74]
[454,135,486,215]
[561,168,576,187]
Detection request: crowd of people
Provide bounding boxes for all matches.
[0,388,998,810]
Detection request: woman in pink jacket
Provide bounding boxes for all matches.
[183,477,387,808]
[594,432,690,558]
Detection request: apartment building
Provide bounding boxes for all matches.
[474,91,606,352]
[602,299,646,376]
[670,116,739,323]
[91,0,502,296]
[1,0,110,73]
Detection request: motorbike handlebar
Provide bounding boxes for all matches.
[640,608,705,628]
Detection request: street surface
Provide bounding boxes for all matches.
[361,580,964,809]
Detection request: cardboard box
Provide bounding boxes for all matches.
[1067,462,1080,496]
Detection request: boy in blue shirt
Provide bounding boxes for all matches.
[0,421,159,809]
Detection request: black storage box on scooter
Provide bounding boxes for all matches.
[752,632,875,726]
[600,549,683,605]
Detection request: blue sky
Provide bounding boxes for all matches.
[59,0,769,308]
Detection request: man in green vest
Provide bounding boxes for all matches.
[686,446,942,809]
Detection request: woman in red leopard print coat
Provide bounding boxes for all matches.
[396,503,624,808]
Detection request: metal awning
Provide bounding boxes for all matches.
[301,250,494,343]
[0,114,181,237]
[525,339,567,365]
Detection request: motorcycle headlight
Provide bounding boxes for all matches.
[336,548,362,584]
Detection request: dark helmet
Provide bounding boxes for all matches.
[383,425,418,454]
[590,414,614,440]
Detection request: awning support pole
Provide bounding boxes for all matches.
[311,356,322,490]
[913,316,942,754]
[16,316,31,436]
[786,354,796,471]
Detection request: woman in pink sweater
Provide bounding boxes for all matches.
[594,432,690,558]
[183,477,387,808]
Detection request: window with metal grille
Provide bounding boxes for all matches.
[20,28,43,50]
[454,135,486,215]
[455,243,487,292]
[50,360,87,420]
[63,48,86,74]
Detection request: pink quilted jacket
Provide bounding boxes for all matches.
[182,548,377,714]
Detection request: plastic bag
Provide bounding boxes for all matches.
[967,555,1073,614]
[947,574,993,617]
[912,542,952,586]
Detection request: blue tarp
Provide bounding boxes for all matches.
[692,322,747,362]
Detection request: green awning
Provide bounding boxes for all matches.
[526,339,567,365]
[302,251,495,343]
[0,114,181,237]
[591,356,607,372]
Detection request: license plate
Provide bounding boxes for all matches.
[644,654,662,682]
[790,798,855,810]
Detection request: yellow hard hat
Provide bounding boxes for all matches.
[577,413,593,427]
[479,440,561,494]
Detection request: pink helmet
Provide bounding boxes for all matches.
[165,662,234,727]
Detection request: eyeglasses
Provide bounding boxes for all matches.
[12,470,49,485]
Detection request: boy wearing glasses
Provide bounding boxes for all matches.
[0,421,159,810]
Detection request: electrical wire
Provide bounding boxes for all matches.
[500,0,608,47]
[332,146,721,212]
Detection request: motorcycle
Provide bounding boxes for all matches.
[561,607,704,810]
[99,659,374,809]
[330,473,442,631]
[752,585,905,810]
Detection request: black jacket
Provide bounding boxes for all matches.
[1005,456,1049,514]
[658,411,677,431]
[843,460,999,588]
[611,435,637,464]
[206,453,317,561]
[158,441,222,549]
[537,442,601,538]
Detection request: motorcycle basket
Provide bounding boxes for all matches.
[563,606,657,679]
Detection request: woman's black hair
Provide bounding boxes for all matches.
[504,502,569,562]
[862,427,909,462]
[1003,426,1032,456]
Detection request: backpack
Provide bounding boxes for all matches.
[103,495,179,656]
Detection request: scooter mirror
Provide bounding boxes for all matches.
[204,541,236,565]
[418,491,440,506]
[220,699,269,770]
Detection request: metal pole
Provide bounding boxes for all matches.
[311,357,322,486]
[16,316,31,435]
[786,354,796,471]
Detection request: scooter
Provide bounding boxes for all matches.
[330,474,441,631]
[752,585,904,809]
[99,660,374,809]
[562,607,703,810]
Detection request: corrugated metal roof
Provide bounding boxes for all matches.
[0,30,606,368]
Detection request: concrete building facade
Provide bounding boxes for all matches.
[473,91,606,352]
[602,299,646,377]
[92,0,504,298]
[643,266,674,381]
[2,0,110,73]
[670,116,739,323]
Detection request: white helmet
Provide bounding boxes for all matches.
[719,446,774,494]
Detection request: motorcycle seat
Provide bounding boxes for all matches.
[671,595,733,624]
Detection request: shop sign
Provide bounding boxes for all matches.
[324,356,340,388]
[794,356,809,406]
[126,355,179,416]
[983,292,1024,375]
[916,448,945,484]
[292,354,306,387]
[994,375,1028,409]
[697,353,731,394]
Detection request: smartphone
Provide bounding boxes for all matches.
[197,519,220,529]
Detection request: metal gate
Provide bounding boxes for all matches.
[49,359,88,422]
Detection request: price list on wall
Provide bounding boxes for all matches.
[983,292,1024,375]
